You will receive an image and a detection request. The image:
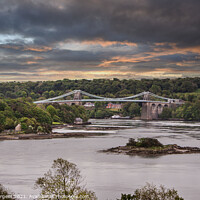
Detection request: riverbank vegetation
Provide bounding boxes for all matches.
[0,184,16,200]
[0,99,88,134]
[0,77,200,122]
[118,183,184,200]
[0,98,52,134]
[159,101,200,121]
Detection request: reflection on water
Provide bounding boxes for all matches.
[0,119,200,200]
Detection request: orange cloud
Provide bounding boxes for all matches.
[82,39,137,47]
[0,44,52,52]
[98,42,200,69]
[23,46,52,52]
[25,61,38,65]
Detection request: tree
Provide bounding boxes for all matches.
[0,100,7,111]
[117,183,184,200]
[159,108,172,120]
[43,91,49,99]
[0,184,16,200]
[35,158,97,200]
[150,85,161,94]
[46,105,57,118]
[122,103,141,117]
[5,118,15,129]
[49,90,56,98]
[0,112,6,132]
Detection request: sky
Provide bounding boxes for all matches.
[0,0,200,81]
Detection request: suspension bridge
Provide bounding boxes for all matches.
[34,90,184,120]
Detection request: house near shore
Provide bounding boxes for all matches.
[15,124,21,132]
[106,103,122,110]
[84,102,95,109]
[74,118,83,124]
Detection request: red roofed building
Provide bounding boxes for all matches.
[106,103,122,109]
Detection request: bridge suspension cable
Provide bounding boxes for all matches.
[34,90,181,104]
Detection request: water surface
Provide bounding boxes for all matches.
[0,119,200,200]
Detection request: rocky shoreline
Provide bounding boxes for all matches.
[101,145,200,156]
[101,138,200,156]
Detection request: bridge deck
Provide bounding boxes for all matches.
[34,90,183,105]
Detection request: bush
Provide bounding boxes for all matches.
[0,184,16,200]
[126,138,163,148]
[126,138,137,146]
[117,183,184,200]
[5,118,15,129]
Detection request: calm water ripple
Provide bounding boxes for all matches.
[0,119,200,200]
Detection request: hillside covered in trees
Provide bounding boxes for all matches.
[0,77,199,101]
[0,77,200,134]
[0,99,88,134]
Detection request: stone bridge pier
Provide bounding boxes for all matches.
[61,90,82,106]
[141,92,174,120]
[141,102,171,120]
[73,91,82,105]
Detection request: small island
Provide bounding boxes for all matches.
[101,138,200,156]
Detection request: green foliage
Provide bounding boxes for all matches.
[45,104,89,124]
[0,112,6,132]
[94,109,113,119]
[49,90,55,98]
[32,107,52,125]
[37,126,43,132]
[126,138,137,147]
[122,103,141,118]
[150,85,161,94]
[0,77,199,100]
[46,105,57,117]
[173,101,200,121]
[0,99,53,133]
[126,138,163,148]
[117,183,184,200]
[0,77,200,124]
[0,184,16,200]
[159,107,173,120]
[35,158,97,200]
[95,102,106,110]
[5,118,15,129]
[0,100,7,111]
[21,122,28,130]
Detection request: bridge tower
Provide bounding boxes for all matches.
[73,90,82,105]
[141,92,172,120]
[141,92,152,120]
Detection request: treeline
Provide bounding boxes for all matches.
[0,77,200,123]
[0,98,88,133]
[87,101,141,119]
[160,101,200,121]
[0,77,200,100]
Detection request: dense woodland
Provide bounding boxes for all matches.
[0,77,199,100]
[0,99,88,133]
[0,77,200,133]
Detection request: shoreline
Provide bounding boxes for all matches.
[0,132,109,141]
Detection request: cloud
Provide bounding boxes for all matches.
[0,0,200,46]
[0,0,199,81]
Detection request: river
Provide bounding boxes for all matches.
[0,119,200,200]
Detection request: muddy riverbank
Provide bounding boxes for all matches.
[0,131,108,140]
